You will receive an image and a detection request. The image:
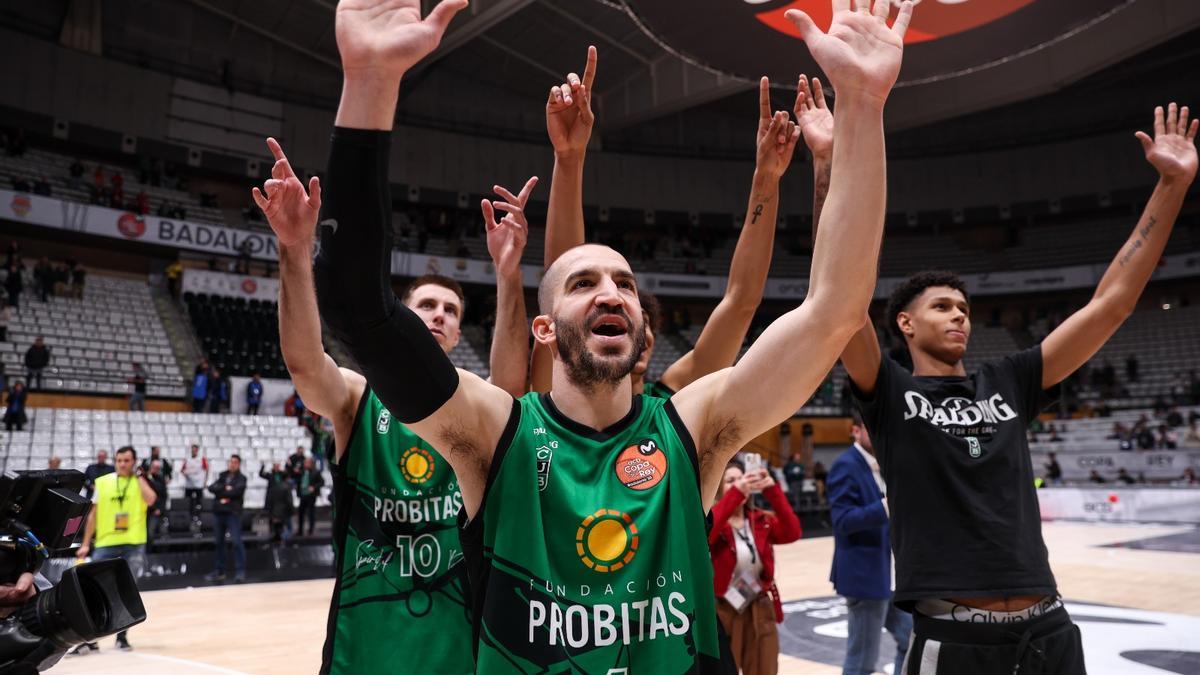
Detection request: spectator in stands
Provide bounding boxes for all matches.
[1095,400,1113,418]
[146,459,169,544]
[32,176,50,196]
[1108,422,1130,440]
[0,362,5,394]
[260,462,294,546]
[47,456,61,470]
[179,444,208,529]
[1156,425,1178,450]
[1136,425,1157,450]
[191,361,210,413]
[1116,468,1137,485]
[709,457,801,674]
[783,451,805,511]
[284,389,304,417]
[1125,354,1140,382]
[23,338,48,390]
[67,158,84,190]
[1179,468,1198,486]
[4,263,22,309]
[206,367,229,413]
[246,372,264,415]
[1048,425,1064,443]
[2,381,26,431]
[1089,470,1107,484]
[135,190,149,215]
[33,258,52,302]
[83,450,114,499]
[287,446,306,481]
[0,298,10,341]
[205,454,247,583]
[73,446,155,653]
[165,260,183,300]
[1045,453,1064,486]
[92,165,105,191]
[828,412,910,675]
[9,175,30,192]
[128,362,148,411]
[4,241,18,270]
[1185,422,1200,448]
[295,457,323,537]
[70,264,85,299]
[812,461,828,504]
[140,446,173,483]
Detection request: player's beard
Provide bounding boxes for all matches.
[555,309,647,392]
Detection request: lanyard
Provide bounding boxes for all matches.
[115,475,133,506]
[734,520,757,565]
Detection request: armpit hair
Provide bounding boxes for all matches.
[439,423,489,487]
[699,414,742,477]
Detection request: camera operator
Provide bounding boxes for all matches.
[72,445,155,654]
[0,573,36,618]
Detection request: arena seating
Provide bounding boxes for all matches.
[184,292,286,379]
[0,147,225,226]
[1081,305,1200,407]
[2,271,184,396]
[1029,405,1200,453]
[0,407,313,508]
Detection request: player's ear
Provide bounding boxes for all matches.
[531,315,556,347]
[896,311,915,340]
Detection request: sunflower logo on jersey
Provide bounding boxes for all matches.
[399,447,435,485]
[576,509,639,573]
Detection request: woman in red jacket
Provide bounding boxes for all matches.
[709,458,803,675]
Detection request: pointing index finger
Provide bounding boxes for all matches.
[582,45,598,90]
[759,77,771,120]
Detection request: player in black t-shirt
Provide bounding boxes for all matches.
[798,98,1197,673]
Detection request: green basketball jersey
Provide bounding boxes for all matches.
[324,388,474,675]
[643,380,676,400]
[462,392,721,674]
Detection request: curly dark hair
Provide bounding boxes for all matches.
[639,289,662,332]
[884,271,968,339]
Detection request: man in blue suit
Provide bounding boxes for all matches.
[829,410,911,675]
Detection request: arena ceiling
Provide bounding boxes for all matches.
[6,0,1200,157]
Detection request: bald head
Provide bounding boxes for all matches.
[539,244,634,314]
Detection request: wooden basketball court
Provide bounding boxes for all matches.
[50,521,1200,674]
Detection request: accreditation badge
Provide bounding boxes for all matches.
[114,512,130,531]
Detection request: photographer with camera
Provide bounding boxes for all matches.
[72,446,155,654]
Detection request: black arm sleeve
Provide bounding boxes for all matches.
[314,127,459,423]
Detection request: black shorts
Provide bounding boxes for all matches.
[904,605,1086,675]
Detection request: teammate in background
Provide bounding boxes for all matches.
[313,0,910,670]
[251,135,533,673]
[825,103,1196,672]
[530,48,802,398]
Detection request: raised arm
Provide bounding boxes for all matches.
[797,72,881,394]
[485,176,536,397]
[1041,104,1197,388]
[543,46,597,267]
[315,0,514,518]
[658,79,800,391]
[673,0,912,506]
[253,138,365,461]
[531,47,599,393]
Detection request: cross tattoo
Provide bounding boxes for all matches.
[752,204,764,224]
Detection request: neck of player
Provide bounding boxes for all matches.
[909,344,968,378]
[549,368,635,431]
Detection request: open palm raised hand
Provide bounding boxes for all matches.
[251,138,321,249]
[795,75,834,159]
[1137,103,1199,183]
[786,0,913,105]
[335,0,468,78]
